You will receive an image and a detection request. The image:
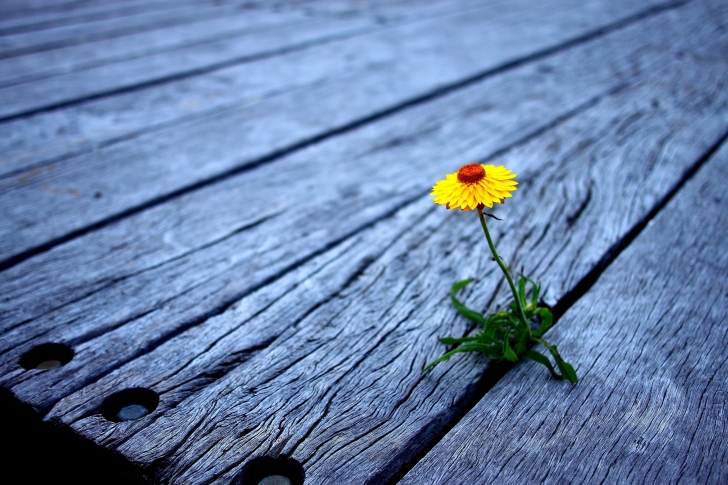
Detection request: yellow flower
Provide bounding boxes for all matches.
[431,163,517,210]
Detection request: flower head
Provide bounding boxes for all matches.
[431,163,517,210]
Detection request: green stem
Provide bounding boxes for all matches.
[477,208,531,337]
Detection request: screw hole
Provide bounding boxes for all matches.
[259,477,291,485]
[19,343,74,370]
[237,456,304,485]
[101,388,159,422]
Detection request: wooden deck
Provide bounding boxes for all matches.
[1,0,727,483]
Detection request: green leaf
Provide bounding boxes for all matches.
[532,307,553,337]
[523,350,561,380]
[422,342,493,372]
[531,280,541,307]
[545,345,578,384]
[503,339,519,363]
[517,276,527,308]
[559,360,578,384]
[516,331,529,355]
[524,275,540,302]
[450,279,488,326]
[439,336,479,345]
[514,338,526,356]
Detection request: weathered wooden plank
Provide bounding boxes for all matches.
[1,4,723,483]
[0,0,470,89]
[0,0,522,179]
[0,8,332,87]
[0,0,481,181]
[399,124,728,485]
[45,44,728,484]
[0,0,675,266]
[0,0,196,35]
[0,0,715,397]
[1,0,723,411]
[0,0,100,18]
[0,0,501,119]
[0,1,253,58]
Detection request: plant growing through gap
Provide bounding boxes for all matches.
[423,163,577,383]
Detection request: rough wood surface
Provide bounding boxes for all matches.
[0,0,582,179]
[399,120,728,485]
[0,0,182,24]
[0,0,198,34]
[0,0,469,85]
[0,8,371,120]
[0,0,674,265]
[0,1,250,59]
[0,6,315,87]
[0,0,480,181]
[2,1,727,483]
[2,0,722,414]
[0,2,721,482]
[0,0,507,120]
[0,0,505,91]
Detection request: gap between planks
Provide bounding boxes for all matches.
[1,0,724,414]
[0,2,249,60]
[4,4,725,482]
[390,126,728,485]
[0,0,502,121]
[398,121,728,485]
[0,0,684,272]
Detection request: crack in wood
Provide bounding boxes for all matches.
[0,1,683,272]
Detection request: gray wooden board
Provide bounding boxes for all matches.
[0,0,484,181]
[0,0,473,88]
[0,4,724,483]
[0,0,675,265]
[0,1,253,59]
[0,0,541,179]
[0,0,104,18]
[0,0,505,120]
[0,6,317,87]
[51,47,728,483]
[1,0,722,412]
[0,0,199,34]
[399,118,728,485]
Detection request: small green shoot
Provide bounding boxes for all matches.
[423,277,577,383]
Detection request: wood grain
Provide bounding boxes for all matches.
[399,112,728,485]
[0,0,164,25]
[0,6,314,87]
[2,4,720,483]
[0,1,248,59]
[2,0,721,414]
[0,0,468,85]
[0,0,501,120]
[0,0,676,265]
[0,0,483,181]
[0,0,196,35]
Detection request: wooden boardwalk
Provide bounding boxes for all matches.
[1,0,727,483]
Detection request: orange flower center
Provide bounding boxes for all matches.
[457,164,486,184]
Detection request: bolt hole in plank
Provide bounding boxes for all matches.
[100,388,159,422]
[19,343,74,370]
[237,456,305,485]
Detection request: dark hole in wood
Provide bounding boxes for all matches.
[19,343,74,370]
[236,456,304,485]
[100,388,159,422]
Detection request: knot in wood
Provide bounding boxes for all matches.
[457,163,486,184]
